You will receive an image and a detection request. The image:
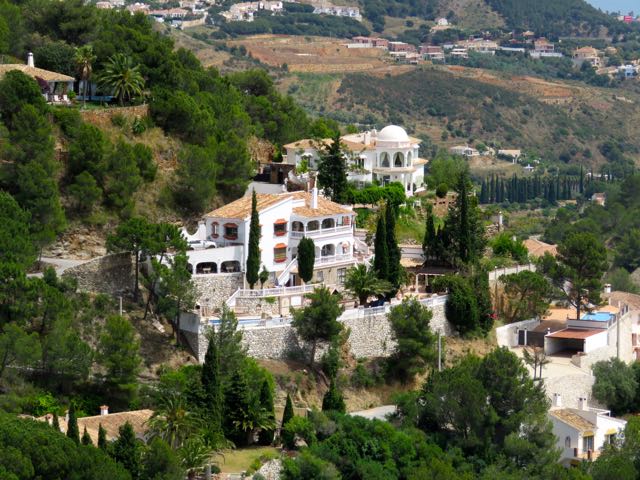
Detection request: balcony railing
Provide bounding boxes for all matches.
[314,253,353,265]
[290,225,353,238]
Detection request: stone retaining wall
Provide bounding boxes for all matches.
[185,301,450,363]
[62,252,133,296]
[192,273,244,310]
[79,105,149,128]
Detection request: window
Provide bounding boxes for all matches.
[316,271,324,282]
[224,223,238,240]
[211,222,219,238]
[307,220,319,231]
[582,435,594,453]
[274,244,287,263]
[337,267,347,284]
[394,152,404,167]
[564,436,571,448]
[605,433,616,445]
[380,152,390,167]
[321,218,335,229]
[274,219,287,236]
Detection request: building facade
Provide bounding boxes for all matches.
[283,125,426,196]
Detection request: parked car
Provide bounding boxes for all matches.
[187,240,217,250]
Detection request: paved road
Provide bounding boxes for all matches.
[28,257,92,278]
[350,405,396,421]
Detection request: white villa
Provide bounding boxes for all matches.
[549,396,626,466]
[283,125,427,196]
[182,188,368,288]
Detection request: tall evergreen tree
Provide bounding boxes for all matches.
[455,175,472,264]
[579,166,584,194]
[66,402,80,444]
[98,423,108,451]
[317,132,348,203]
[479,178,487,204]
[82,426,93,446]
[385,202,401,293]
[52,412,60,432]
[373,208,389,281]
[224,370,252,446]
[257,378,275,445]
[112,422,140,480]
[246,189,261,289]
[282,393,294,430]
[322,380,346,413]
[297,237,315,284]
[422,204,437,260]
[201,327,223,438]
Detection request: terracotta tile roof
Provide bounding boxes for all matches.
[205,192,352,220]
[43,409,154,445]
[205,193,287,219]
[605,291,640,311]
[547,328,603,339]
[0,64,75,82]
[523,238,558,258]
[549,409,595,432]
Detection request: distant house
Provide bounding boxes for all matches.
[549,397,626,466]
[349,36,388,49]
[497,149,522,162]
[436,17,449,26]
[126,3,150,13]
[420,45,445,62]
[0,53,75,103]
[530,38,563,58]
[573,47,601,68]
[591,192,606,207]
[449,47,468,59]
[461,39,498,55]
[617,64,639,79]
[450,145,479,157]
[313,5,361,21]
[388,41,416,55]
[523,238,557,258]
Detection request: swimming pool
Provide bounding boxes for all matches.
[581,312,614,322]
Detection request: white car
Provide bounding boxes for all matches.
[187,240,217,250]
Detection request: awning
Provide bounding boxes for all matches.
[274,243,287,249]
[274,218,287,224]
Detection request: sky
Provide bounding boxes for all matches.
[587,0,639,14]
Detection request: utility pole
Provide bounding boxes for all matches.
[119,296,123,316]
[437,332,442,372]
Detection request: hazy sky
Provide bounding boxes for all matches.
[587,0,639,14]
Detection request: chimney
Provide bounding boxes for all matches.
[363,131,371,146]
[311,187,318,209]
[100,405,109,416]
[27,52,34,68]
[578,397,588,411]
[553,393,562,408]
[371,128,377,138]
[604,283,612,294]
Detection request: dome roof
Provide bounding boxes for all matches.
[377,125,409,143]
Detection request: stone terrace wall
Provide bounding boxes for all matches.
[62,252,133,296]
[79,105,149,128]
[192,273,244,310]
[185,300,450,363]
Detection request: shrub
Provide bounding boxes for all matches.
[435,183,448,198]
[282,416,316,449]
[111,113,127,128]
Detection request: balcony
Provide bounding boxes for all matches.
[290,225,353,239]
[315,253,354,266]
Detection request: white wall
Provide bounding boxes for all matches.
[550,416,579,464]
[584,330,609,353]
[495,318,540,348]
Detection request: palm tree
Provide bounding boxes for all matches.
[344,264,393,306]
[97,53,145,106]
[179,436,222,480]
[74,45,96,108]
[146,394,202,449]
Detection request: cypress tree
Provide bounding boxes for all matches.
[246,189,260,289]
[82,426,93,446]
[257,378,275,445]
[224,370,252,446]
[479,178,487,204]
[373,208,389,281]
[489,175,496,203]
[322,380,346,413]
[385,202,401,293]
[297,237,315,283]
[282,393,294,429]
[547,179,556,204]
[112,422,140,479]
[579,166,584,194]
[317,132,348,202]
[52,412,60,431]
[422,204,437,261]
[456,175,472,264]
[98,424,108,451]
[66,402,80,444]
[201,328,223,437]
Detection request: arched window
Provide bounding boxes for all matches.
[196,262,217,274]
[291,221,304,232]
[307,220,319,231]
[380,152,390,167]
[394,152,404,167]
[321,218,335,229]
[564,436,571,448]
[321,244,335,257]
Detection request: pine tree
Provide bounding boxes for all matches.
[373,208,389,281]
[112,422,140,479]
[322,380,346,413]
[257,378,275,445]
[66,402,80,444]
[297,237,315,284]
[246,189,260,289]
[201,328,223,437]
[456,175,472,264]
[98,423,108,451]
[82,426,93,446]
[282,393,294,430]
[52,413,60,431]
[385,202,401,294]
